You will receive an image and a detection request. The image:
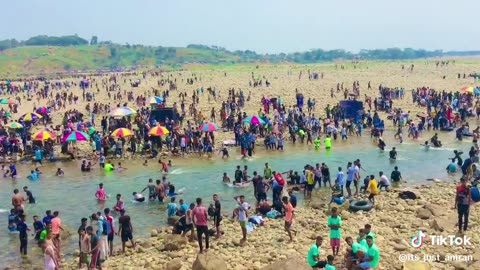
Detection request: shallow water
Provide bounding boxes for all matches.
[0,133,467,266]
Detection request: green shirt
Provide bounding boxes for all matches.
[264,167,272,179]
[325,263,336,270]
[327,216,342,239]
[359,239,368,250]
[367,243,380,268]
[307,244,320,267]
[39,229,47,240]
[352,242,367,254]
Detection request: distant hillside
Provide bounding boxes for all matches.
[1,35,480,77]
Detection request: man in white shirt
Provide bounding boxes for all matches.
[378,171,390,191]
[235,195,249,243]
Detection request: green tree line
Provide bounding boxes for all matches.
[1,35,479,64]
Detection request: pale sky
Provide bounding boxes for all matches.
[3,0,478,53]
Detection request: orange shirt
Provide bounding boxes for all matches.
[51,217,61,234]
[285,202,294,222]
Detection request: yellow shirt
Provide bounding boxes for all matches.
[367,179,379,195]
[306,170,314,185]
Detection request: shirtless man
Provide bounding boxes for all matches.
[156,179,165,203]
[11,189,25,213]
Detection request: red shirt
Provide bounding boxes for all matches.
[192,206,208,226]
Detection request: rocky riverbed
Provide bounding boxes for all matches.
[61,181,480,270]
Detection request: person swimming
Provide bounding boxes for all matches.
[421,141,431,149]
[116,162,127,171]
[55,168,65,176]
[132,192,145,203]
[222,172,231,183]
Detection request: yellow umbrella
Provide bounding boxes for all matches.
[149,126,170,136]
[461,86,474,93]
[32,130,56,141]
[111,128,134,138]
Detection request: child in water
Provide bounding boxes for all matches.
[55,168,65,176]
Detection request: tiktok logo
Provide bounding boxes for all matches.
[411,230,427,248]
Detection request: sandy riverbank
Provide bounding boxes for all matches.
[55,181,480,270]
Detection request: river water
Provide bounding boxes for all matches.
[0,133,465,266]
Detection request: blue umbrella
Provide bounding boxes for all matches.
[148,96,164,104]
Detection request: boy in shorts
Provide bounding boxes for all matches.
[327,207,342,256]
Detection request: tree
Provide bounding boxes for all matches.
[90,36,98,45]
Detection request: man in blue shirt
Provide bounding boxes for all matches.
[446,159,457,174]
[33,215,44,241]
[167,197,177,217]
[43,210,54,226]
[179,199,189,214]
[346,162,355,197]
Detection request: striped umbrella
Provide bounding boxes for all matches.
[148,96,164,104]
[19,112,43,123]
[0,98,15,105]
[6,121,23,129]
[199,122,220,132]
[461,86,474,93]
[61,131,90,142]
[32,130,56,141]
[148,126,170,136]
[243,115,266,125]
[111,128,134,138]
[109,106,137,117]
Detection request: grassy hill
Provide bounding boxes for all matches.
[0,45,243,77]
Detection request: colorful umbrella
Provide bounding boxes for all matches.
[0,98,15,105]
[36,107,51,114]
[461,86,474,93]
[6,121,23,129]
[148,126,170,136]
[109,106,137,117]
[32,130,56,141]
[199,122,220,132]
[148,96,164,104]
[19,112,42,122]
[61,131,90,142]
[243,115,266,125]
[111,128,134,138]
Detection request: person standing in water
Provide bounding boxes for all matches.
[389,147,397,160]
[17,214,30,256]
[113,194,125,212]
[141,178,157,200]
[23,186,35,204]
